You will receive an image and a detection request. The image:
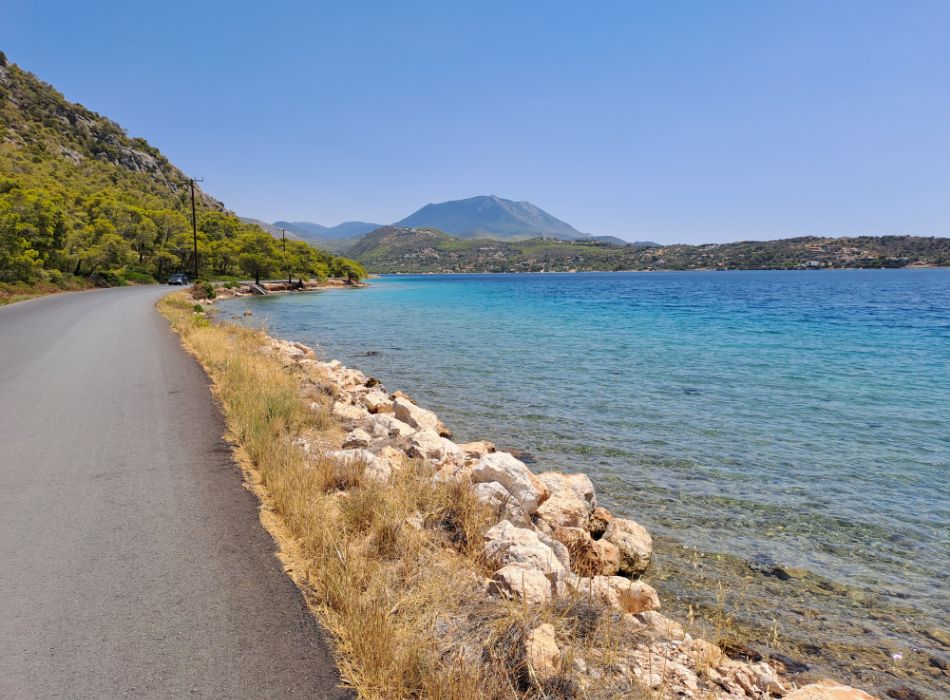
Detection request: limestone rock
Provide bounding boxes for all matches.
[473,482,530,526]
[602,517,653,576]
[588,506,613,539]
[392,397,444,434]
[326,448,392,482]
[568,575,660,614]
[460,440,496,459]
[526,623,561,681]
[470,452,549,514]
[342,428,372,449]
[369,413,416,439]
[784,680,876,700]
[361,390,393,414]
[488,563,554,606]
[554,526,620,576]
[406,429,463,464]
[331,401,368,428]
[483,520,565,575]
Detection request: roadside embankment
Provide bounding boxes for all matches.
[159,291,876,699]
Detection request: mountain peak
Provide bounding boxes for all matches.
[395,195,584,240]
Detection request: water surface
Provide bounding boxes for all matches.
[221,270,950,695]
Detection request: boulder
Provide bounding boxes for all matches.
[588,506,613,539]
[342,428,372,449]
[540,472,596,509]
[326,448,392,482]
[368,413,416,439]
[488,563,554,606]
[525,623,561,681]
[460,440,496,459]
[331,401,368,428]
[784,680,876,700]
[568,575,660,614]
[470,452,549,514]
[624,610,686,640]
[406,429,464,464]
[602,517,653,576]
[473,482,530,526]
[361,390,393,414]
[392,397,444,434]
[553,526,620,576]
[536,531,572,572]
[483,520,565,575]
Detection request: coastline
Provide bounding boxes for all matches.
[170,289,880,698]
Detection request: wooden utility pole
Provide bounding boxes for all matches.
[189,178,203,280]
[282,228,291,284]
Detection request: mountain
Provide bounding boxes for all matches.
[346,229,950,274]
[272,220,382,240]
[0,53,361,292]
[395,195,585,240]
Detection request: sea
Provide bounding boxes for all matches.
[219,269,950,696]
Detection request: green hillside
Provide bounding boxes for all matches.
[0,52,362,300]
[348,226,950,273]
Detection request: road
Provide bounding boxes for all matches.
[0,286,348,698]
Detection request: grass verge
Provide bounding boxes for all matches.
[159,292,695,699]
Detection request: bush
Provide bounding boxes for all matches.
[191,281,216,300]
[123,270,156,284]
[93,270,127,287]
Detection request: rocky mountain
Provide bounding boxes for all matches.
[395,195,585,240]
[273,220,382,240]
[346,228,950,274]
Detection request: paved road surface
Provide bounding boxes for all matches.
[0,287,348,698]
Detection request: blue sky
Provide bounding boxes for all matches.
[2,1,948,243]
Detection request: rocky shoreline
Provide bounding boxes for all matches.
[231,323,877,699]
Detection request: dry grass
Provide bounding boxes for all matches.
[158,293,655,699]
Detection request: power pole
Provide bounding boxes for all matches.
[189,178,203,280]
[281,228,290,284]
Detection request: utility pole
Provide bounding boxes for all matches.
[189,178,203,280]
[281,228,291,284]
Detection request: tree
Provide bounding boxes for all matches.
[237,231,279,285]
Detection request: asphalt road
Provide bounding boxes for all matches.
[0,286,348,698]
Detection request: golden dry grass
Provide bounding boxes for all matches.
[158,293,657,699]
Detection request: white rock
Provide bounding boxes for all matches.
[472,482,530,526]
[369,413,416,439]
[406,429,463,464]
[342,428,372,449]
[567,575,660,614]
[361,390,393,414]
[326,448,392,482]
[525,623,560,681]
[331,401,369,427]
[483,520,565,575]
[784,680,876,700]
[603,517,653,576]
[536,472,597,528]
[470,452,549,515]
[392,397,440,432]
[488,563,554,606]
[460,440,496,459]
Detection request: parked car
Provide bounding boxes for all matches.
[168,273,189,285]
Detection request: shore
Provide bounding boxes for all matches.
[162,288,879,699]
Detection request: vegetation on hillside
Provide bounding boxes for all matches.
[347,226,950,274]
[0,54,363,295]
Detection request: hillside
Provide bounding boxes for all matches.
[0,53,363,295]
[346,227,950,273]
[395,195,585,240]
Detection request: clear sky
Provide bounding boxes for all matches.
[2,1,948,243]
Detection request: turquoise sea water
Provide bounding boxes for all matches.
[221,270,949,692]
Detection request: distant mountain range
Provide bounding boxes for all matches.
[243,195,654,249]
[346,229,950,274]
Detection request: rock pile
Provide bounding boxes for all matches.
[264,335,875,700]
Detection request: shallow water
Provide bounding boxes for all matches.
[221,270,950,695]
